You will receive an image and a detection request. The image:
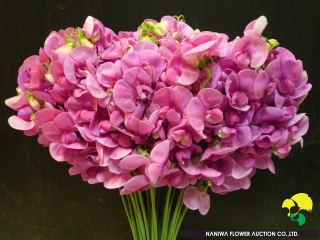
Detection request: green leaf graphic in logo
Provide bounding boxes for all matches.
[282,193,313,226]
[289,212,306,226]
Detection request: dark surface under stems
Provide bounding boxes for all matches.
[0,0,320,239]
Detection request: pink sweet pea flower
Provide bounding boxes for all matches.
[211,176,251,195]
[146,140,172,184]
[183,186,210,215]
[225,69,269,111]
[153,86,193,115]
[165,43,200,86]
[266,47,312,107]
[182,31,229,65]
[187,88,223,134]
[44,30,67,58]
[96,61,121,88]
[18,55,46,91]
[120,175,150,195]
[5,15,312,216]
[113,67,152,113]
[160,15,194,40]
[228,35,269,69]
[42,112,88,156]
[83,16,105,42]
[8,115,35,131]
[244,16,268,37]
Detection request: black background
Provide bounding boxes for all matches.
[0,0,319,239]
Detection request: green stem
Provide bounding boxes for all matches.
[121,188,187,240]
[130,194,145,239]
[200,68,212,89]
[121,195,139,240]
[173,206,188,239]
[167,189,185,240]
[150,188,158,240]
[160,187,172,240]
[138,192,150,240]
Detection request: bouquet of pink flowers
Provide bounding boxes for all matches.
[6,15,311,240]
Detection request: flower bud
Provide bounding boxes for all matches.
[268,39,279,51]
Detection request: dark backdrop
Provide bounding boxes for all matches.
[0,0,319,239]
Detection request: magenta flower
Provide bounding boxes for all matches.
[83,16,105,42]
[244,16,268,37]
[187,88,224,134]
[42,112,88,151]
[18,55,46,91]
[146,139,172,184]
[225,69,269,111]
[228,18,269,69]
[6,15,311,217]
[183,186,210,215]
[165,44,200,86]
[266,47,312,107]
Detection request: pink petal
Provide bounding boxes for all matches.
[123,67,151,86]
[183,40,215,64]
[146,164,164,185]
[150,140,171,164]
[110,110,124,126]
[234,126,252,148]
[113,80,136,113]
[34,108,61,128]
[121,52,141,71]
[49,143,67,162]
[70,46,96,65]
[244,16,268,37]
[198,88,223,108]
[96,62,118,87]
[153,87,173,107]
[86,73,107,98]
[183,186,210,215]
[224,177,251,191]
[253,71,269,99]
[173,86,193,112]
[53,112,75,131]
[119,154,149,170]
[104,174,130,189]
[231,164,252,179]
[252,16,268,36]
[63,141,88,150]
[249,38,269,68]
[177,65,199,86]
[254,107,284,124]
[134,40,158,52]
[120,175,150,195]
[147,140,171,184]
[5,95,27,110]
[186,97,205,131]
[83,16,94,37]
[96,137,118,148]
[238,69,256,94]
[8,115,34,131]
[63,58,77,84]
[42,122,62,142]
[126,115,154,136]
[109,147,132,160]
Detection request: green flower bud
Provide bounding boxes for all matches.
[174,15,186,23]
[268,38,280,51]
[137,147,150,157]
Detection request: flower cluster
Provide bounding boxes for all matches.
[6,15,311,215]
